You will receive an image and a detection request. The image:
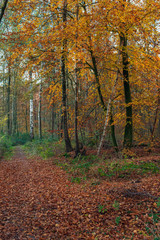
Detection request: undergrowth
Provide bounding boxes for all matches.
[58,154,160,183]
[0,135,13,159]
[0,133,31,159]
[23,138,63,159]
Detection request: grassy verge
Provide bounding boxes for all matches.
[22,138,160,185]
[57,153,160,184]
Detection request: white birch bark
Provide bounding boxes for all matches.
[97,72,119,156]
[12,70,17,135]
[29,70,34,140]
[38,80,42,139]
[97,99,111,156]
[97,50,121,155]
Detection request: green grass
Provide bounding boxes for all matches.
[58,153,160,183]
[23,138,57,159]
[21,137,160,184]
[98,204,107,214]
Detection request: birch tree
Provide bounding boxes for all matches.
[29,70,34,140]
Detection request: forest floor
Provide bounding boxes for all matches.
[0,147,160,240]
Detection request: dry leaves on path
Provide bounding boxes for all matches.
[0,147,160,239]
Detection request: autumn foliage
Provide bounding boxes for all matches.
[0,0,160,151]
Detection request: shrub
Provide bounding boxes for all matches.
[0,135,12,159]
[11,133,31,146]
[23,138,55,159]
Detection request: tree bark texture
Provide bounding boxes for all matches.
[110,106,118,151]
[12,70,17,135]
[74,1,80,156]
[38,81,42,139]
[0,0,8,23]
[29,70,34,140]
[120,33,133,148]
[7,66,11,135]
[61,0,72,152]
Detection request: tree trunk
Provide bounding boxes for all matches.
[110,106,118,151]
[74,1,80,156]
[12,70,17,135]
[97,98,111,156]
[61,0,72,152]
[38,80,42,139]
[83,2,118,150]
[0,0,8,23]
[25,104,28,133]
[150,87,160,144]
[120,33,133,148]
[1,63,5,133]
[7,66,11,135]
[51,104,55,139]
[29,70,34,140]
[97,70,119,155]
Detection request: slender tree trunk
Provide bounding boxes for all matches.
[51,104,55,139]
[75,1,80,156]
[97,98,111,155]
[120,33,133,148]
[0,0,8,23]
[97,77,118,155]
[150,88,160,144]
[1,63,5,133]
[7,66,11,135]
[12,70,17,135]
[29,70,34,140]
[90,50,106,110]
[25,104,28,133]
[61,0,72,152]
[110,106,118,151]
[89,37,119,151]
[75,71,80,155]
[38,80,42,139]
[83,2,118,150]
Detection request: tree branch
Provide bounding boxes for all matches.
[0,0,8,23]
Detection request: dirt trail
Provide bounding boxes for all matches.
[0,147,101,240]
[0,147,159,240]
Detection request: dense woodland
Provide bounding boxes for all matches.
[0,1,160,239]
[0,0,159,155]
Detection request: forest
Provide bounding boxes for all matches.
[0,0,160,239]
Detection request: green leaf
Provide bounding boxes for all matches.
[115,216,121,225]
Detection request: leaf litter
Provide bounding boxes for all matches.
[0,147,160,239]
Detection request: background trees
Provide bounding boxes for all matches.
[0,0,159,152]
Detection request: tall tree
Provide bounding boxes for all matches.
[74,1,80,156]
[120,32,133,147]
[12,69,17,135]
[38,79,42,139]
[61,0,72,152]
[7,64,11,135]
[29,70,34,140]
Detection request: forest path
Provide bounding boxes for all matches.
[0,147,159,240]
[0,146,102,240]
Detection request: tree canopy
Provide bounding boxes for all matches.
[0,0,160,152]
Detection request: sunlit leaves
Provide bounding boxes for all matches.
[2,0,159,143]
